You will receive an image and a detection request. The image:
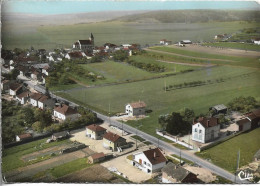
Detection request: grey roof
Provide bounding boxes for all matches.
[32,63,49,69]
[162,162,193,182]
[211,104,227,111]
[53,131,69,138]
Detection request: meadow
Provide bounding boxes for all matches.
[57,65,260,135]
[202,42,260,51]
[2,21,258,50]
[197,128,260,173]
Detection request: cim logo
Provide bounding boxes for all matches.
[237,170,254,181]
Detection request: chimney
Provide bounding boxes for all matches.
[154,151,156,158]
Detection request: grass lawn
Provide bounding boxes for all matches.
[131,135,146,142]
[2,138,72,173]
[49,157,92,178]
[56,65,260,136]
[196,128,260,173]
[202,42,260,51]
[49,83,82,91]
[2,21,257,50]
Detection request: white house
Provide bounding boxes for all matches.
[16,133,33,142]
[235,118,251,132]
[42,66,50,76]
[160,39,172,45]
[38,95,55,110]
[65,51,86,60]
[30,92,43,107]
[9,83,23,96]
[86,124,107,140]
[180,40,192,44]
[192,117,220,143]
[253,38,260,45]
[131,148,167,173]
[53,104,79,121]
[16,91,30,105]
[125,101,146,116]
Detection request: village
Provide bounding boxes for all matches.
[1,27,260,184]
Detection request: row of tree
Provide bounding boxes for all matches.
[127,60,166,73]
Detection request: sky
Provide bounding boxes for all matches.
[2,1,260,15]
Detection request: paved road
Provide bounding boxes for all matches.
[23,79,249,184]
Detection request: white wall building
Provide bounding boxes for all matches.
[192,117,220,143]
[53,104,79,121]
[131,148,167,173]
[125,101,146,116]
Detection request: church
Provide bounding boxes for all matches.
[72,33,94,52]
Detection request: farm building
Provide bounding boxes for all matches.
[16,91,30,105]
[52,131,70,141]
[30,92,44,107]
[252,38,260,45]
[53,104,80,121]
[131,148,167,173]
[235,118,251,132]
[192,117,220,143]
[86,124,106,140]
[162,162,199,183]
[88,152,106,164]
[125,101,146,116]
[245,108,260,129]
[9,82,23,96]
[209,104,228,115]
[180,40,192,44]
[160,39,172,45]
[16,133,33,142]
[103,132,127,151]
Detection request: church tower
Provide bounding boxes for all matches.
[89,33,94,46]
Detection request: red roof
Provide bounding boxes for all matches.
[68,52,84,58]
[236,118,250,126]
[129,101,146,109]
[252,109,260,117]
[9,83,23,91]
[18,133,32,139]
[17,91,29,99]
[90,152,105,160]
[54,104,78,116]
[2,80,10,84]
[103,132,123,142]
[30,92,43,100]
[86,124,106,132]
[38,95,49,103]
[143,148,167,165]
[196,117,219,128]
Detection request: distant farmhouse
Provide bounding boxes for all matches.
[214,34,229,41]
[125,101,146,116]
[252,38,260,45]
[72,33,94,52]
[180,40,192,45]
[192,117,220,143]
[160,39,172,45]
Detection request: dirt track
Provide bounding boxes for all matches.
[156,60,215,67]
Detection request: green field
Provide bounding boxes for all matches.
[197,128,260,173]
[57,65,260,135]
[2,21,258,50]
[202,42,260,51]
[2,138,72,173]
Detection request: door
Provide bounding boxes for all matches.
[139,159,142,164]
[239,125,243,131]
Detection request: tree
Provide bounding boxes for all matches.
[90,56,102,63]
[113,50,128,61]
[158,114,170,131]
[180,108,195,123]
[228,96,258,113]
[34,108,53,128]
[32,121,45,133]
[19,107,35,127]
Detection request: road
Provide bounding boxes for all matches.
[23,79,248,184]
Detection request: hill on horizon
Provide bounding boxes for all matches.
[112,10,260,23]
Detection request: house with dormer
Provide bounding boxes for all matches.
[192,117,220,143]
[131,148,167,173]
[53,104,80,121]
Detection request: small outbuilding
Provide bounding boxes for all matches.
[16,133,33,142]
[209,104,228,115]
[88,152,106,164]
[52,131,70,141]
[235,118,251,132]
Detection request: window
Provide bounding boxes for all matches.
[194,128,197,132]
[199,130,202,134]
[147,163,151,167]
[144,161,146,165]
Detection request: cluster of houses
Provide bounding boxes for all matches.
[192,104,260,144]
[160,39,192,47]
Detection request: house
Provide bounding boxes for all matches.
[52,131,70,141]
[253,149,260,161]
[160,39,172,45]
[162,162,199,183]
[252,38,260,45]
[86,124,107,140]
[180,40,192,44]
[246,108,260,129]
[88,152,106,164]
[9,82,23,96]
[214,34,228,40]
[65,51,86,60]
[31,70,42,81]
[16,91,30,104]
[30,92,43,107]
[38,95,55,110]
[209,104,228,115]
[16,133,33,142]
[235,118,251,132]
[1,80,13,93]
[42,66,50,76]
[103,132,127,151]
[53,104,79,121]
[125,101,146,116]
[72,33,94,51]
[132,148,167,173]
[192,117,220,143]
